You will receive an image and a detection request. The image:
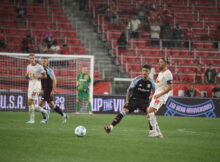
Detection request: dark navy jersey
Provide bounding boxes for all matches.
[129,75,155,101]
[41,66,55,91]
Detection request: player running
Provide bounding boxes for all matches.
[26,54,49,124]
[104,64,155,134]
[39,57,68,123]
[147,58,173,138]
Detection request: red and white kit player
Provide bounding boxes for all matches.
[26,54,48,124]
[147,58,173,138]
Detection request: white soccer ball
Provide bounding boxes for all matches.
[75,126,86,137]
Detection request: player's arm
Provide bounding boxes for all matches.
[125,87,132,104]
[25,66,30,79]
[126,75,141,103]
[154,84,172,99]
[25,72,29,79]
[76,74,80,90]
[154,72,173,99]
[51,75,57,96]
[149,80,155,100]
[47,68,56,95]
[33,72,47,79]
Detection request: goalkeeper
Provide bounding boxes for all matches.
[75,66,93,116]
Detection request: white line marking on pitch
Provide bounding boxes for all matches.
[177,128,197,134]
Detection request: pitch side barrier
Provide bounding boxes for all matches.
[0,92,219,118]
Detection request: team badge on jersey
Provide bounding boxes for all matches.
[155,99,160,104]
[147,84,151,88]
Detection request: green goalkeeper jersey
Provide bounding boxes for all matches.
[77,73,91,92]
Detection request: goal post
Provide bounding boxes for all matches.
[0,52,94,113]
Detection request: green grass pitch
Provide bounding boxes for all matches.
[0,112,219,162]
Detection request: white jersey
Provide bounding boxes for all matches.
[155,69,173,94]
[149,69,173,110]
[26,63,45,90]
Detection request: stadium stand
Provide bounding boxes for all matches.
[88,0,220,84]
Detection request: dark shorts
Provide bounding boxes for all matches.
[124,99,150,113]
[42,90,54,102]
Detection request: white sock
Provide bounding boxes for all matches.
[28,105,35,121]
[35,105,48,114]
[156,123,162,135]
[149,112,157,132]
[110,125,114,130]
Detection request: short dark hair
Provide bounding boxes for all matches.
[160,57,169,64]
[142,64,151,70]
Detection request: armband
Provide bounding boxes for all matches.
[167,80,173,84]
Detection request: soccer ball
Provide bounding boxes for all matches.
[75,126,86,137]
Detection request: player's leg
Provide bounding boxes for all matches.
[84,91,93,116]
[35,99,49,121]
[39,100,47,119]
[37,99,49,123]
[75,91,83,115]
[104,101,137,134]
[49,101,68,123]
[147,107,158,136]
[27,98,35,124]
[147,108,163,138]
[104,108,129,134]
[26,88,40,123]
[147,97,164,138]
[142,102,152,131]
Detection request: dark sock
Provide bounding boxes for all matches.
[41,107,47,119]
[111,113,124,127]
[42,112,46,119]
[54,105,64,116]
[148,120,153,130]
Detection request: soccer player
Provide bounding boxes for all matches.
[75,66,93,115]
[147,58,173,138]
[26,54,49,124]
[39,57,68,123]
[104,64,155,134]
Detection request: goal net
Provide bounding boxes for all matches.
[0,53,94,113]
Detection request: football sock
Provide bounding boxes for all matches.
[111,110,126,127]
[76,102,80,112]
[54,105,64,116]
[42,112,46,119]
[156,123,162,135]
[149,112,157,132]
[28,104,35,121]
[148,120,153,130]
[87,102,92,113]
[42,107,47,119]
[36,106,48,114]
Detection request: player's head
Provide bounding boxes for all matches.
[159,58,169,71]
[28,54,36,65]
[141,64,151,79]
[40,57,49,67]
[82,66,87,73]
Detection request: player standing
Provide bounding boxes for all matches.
[75,66,93,115]
[104,65,155,134]
[147,58,173,138]
[39,57,68,123]
[26,54,49,124]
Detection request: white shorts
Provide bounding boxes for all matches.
[28,80,41,100]
[28,87,41,100]
[149,94,168,111]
